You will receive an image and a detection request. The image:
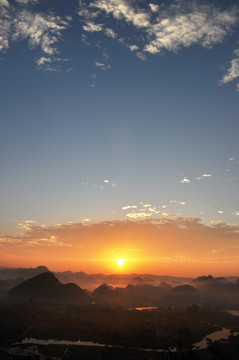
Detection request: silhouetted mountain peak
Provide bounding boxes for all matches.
[36,266,49,271]
[8,272,91,304]
[193,275,214,283]
[8,272,60,296]
[93,283,113,295]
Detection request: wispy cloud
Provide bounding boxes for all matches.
[196,174,212,181]
[149,4,159,13]
[122,205,137,210]
[104,27,117,39]
[81,179,118,189]
[221,49,239,91]
[12,11,71,56]
[78,0,239,90]
[128,44,139,52]
[181,177,191,184]
[126,212,151,219]
[90,0,150,28]
[144,3,238,55]
[35,56,69,71]
[1,0,239,83]
[0,1,71,69]
[83,21,103,32]
[94,61,110,70]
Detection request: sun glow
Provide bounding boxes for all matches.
[117,258,124,266]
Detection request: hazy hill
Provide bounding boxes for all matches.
[8,272,91,305]
[0,277,24,295]
[191,275,239,305]
[0,266,195,289]
[0,266,49,280]
[162,285,200,306]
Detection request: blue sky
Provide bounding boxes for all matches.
[1,0,239,238]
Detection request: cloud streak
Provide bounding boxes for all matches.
[221,49,239,90]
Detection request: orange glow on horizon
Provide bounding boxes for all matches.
[2,217,239,277]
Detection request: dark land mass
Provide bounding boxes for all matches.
[2,268,239,359]
[1,301,239,359]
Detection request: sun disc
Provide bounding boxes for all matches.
[117,259,124,266]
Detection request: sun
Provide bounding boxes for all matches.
[117,258,124,266]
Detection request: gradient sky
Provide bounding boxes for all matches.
[1,0,239,275]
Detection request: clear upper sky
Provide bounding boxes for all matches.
[0,0,239,273]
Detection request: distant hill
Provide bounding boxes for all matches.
[0,266,49,280]
[8,272,91,305]
[0,266,195,289]
[0,277,24,295]
[130,276,145,285]
[162,285,200,306]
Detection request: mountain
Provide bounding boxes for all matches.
[192,275,214,283]
[158,281,172,293]
[162,285,200,306]
[0,277,24,295]
[8,272,91,304]
[0,266,49,280]
[191,275,239,305]
[130,276,145,285]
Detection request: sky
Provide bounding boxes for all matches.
[0,0,239,275]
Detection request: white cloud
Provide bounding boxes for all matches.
[126,212,151,219]
[12,11,71,55]
[196,173,212,180]
[91,0,150,28]
[228,157,235,161]
[0,3,71,70]
[81,0,239,90]
[128,44,139,51]
[181,177,190,184]
[35,56,69,72]
[15,0,39,4]
[122,205,137,210]
[95,61,110,70]
[0,0,9,7]
[142,203,151,208]
[149,4,159,13]
[83,21,103,32]
[221,49,239,89]
[104,27,117,38]
[78,0,99,20]
[144,4,239,55]
[0,0,11,51]
[136,51,147,61]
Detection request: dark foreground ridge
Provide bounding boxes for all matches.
[8,272,91,305]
